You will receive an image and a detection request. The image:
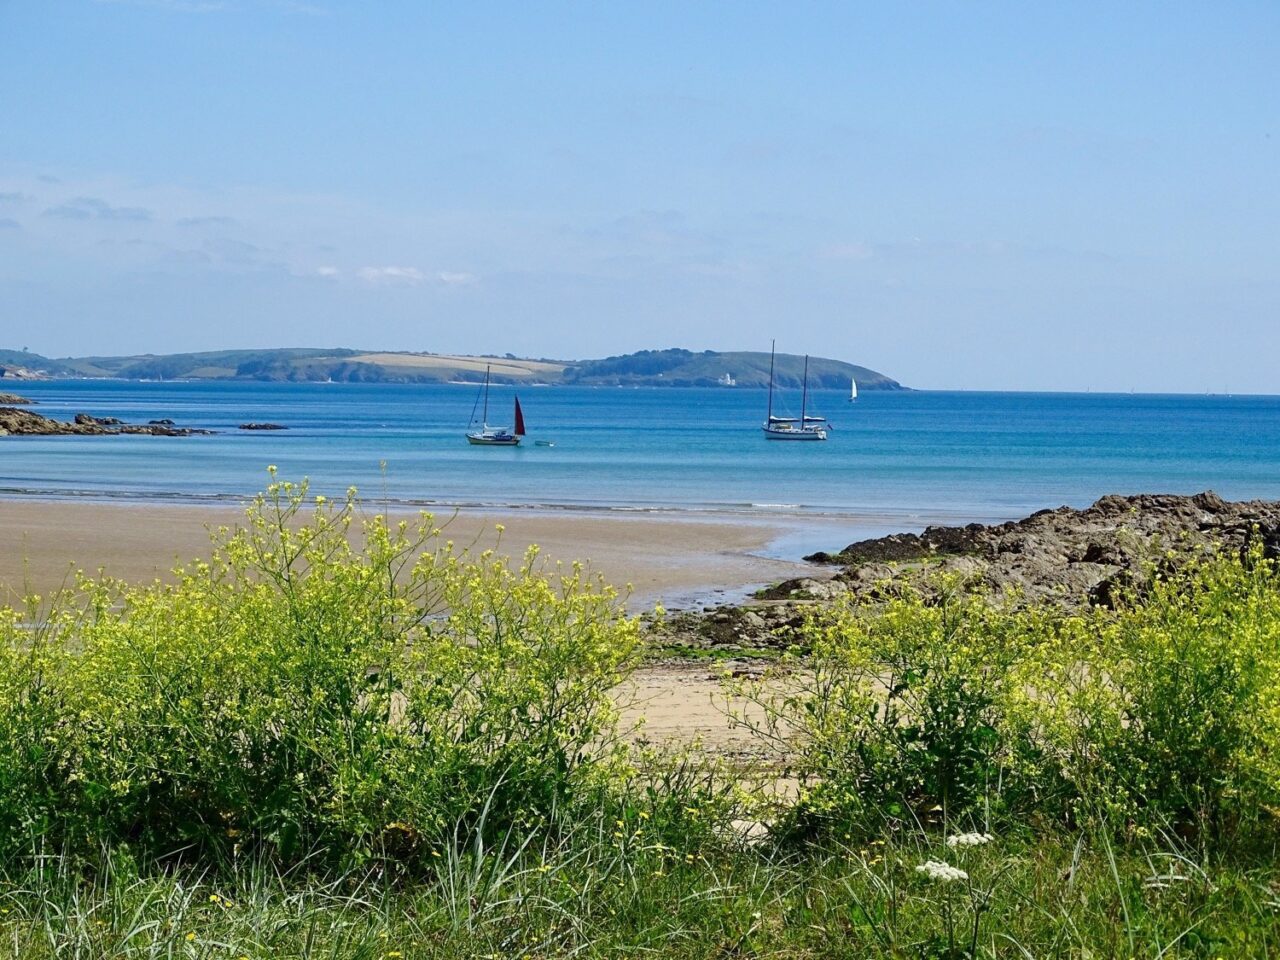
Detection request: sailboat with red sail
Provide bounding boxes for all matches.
[466,365,526,446]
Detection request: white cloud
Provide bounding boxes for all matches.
[314,265,339,277]
[436,271,477,286]
[357,265,425,285]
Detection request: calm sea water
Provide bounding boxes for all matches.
[4,381,1280,532]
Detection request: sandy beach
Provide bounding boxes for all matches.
[0,497,822,611]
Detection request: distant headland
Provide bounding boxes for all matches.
[0,346,904,390]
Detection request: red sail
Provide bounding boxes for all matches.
[513,396,526,436]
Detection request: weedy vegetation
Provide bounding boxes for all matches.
[0,476,1278,957]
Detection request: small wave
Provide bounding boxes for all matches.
[0,484,992,527]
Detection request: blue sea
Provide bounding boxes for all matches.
[4,381,1280,542]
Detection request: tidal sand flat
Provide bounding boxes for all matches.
[0,498,816,610]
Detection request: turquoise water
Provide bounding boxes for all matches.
[4,381,1280,529]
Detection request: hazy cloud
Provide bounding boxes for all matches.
[820,242,875,262]
[176,215,238,227]
[314,265,339,277]
[585,211,723,253]
[203,237,264,264]
[44,196,153,222]
[436,271,477,286]
[0,192,29,204]
[0,218,20,230]
[358,265,425,285]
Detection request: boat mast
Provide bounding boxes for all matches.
[801,355,809,426]
[482,365,490,424]
[767,340,776,422]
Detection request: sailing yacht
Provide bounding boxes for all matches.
[762,342,828,441]
[466,365,526,446]
[849,377,858,401]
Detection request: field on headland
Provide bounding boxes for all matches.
[1,481,1279,957]
[345,352,568,381]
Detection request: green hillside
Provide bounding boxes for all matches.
[562,348,901,389]
[60,348,362,380]
[0,349,77,377]
[0,346,904,389]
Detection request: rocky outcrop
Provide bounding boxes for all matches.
[0,407,212,437]
[805,492,1280,609]
[239,422,287,430]
[656,492,1280,653]
[0,393,33,405]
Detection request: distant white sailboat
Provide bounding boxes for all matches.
[849,377,858,402]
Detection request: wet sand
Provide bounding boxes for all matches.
[0,497,818,610]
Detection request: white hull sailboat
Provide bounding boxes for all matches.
[849,377,858,402]
[762,342,827,441]
[466,365,526,446]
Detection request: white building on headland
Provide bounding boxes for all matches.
[718,372,737,386]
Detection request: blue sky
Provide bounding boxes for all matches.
[1,1,1276,391]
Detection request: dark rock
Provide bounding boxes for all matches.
[1242,522,1280,564]
[148,418,176,426]
[805,522,994,564]
[0,407,212,437]
[1071,539,1132,566]
[239,422,287,430]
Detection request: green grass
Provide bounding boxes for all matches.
[2,826,1276,958]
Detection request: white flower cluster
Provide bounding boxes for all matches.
[915,859,969,883]
[945,832,994,848]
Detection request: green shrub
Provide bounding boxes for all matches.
[0,605,68,860]
[732,582,1041,836]
[741,553,1280,843]
[1021,549,1280,838]
[0,477,642,869]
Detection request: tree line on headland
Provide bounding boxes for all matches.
[0,345,904,389]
